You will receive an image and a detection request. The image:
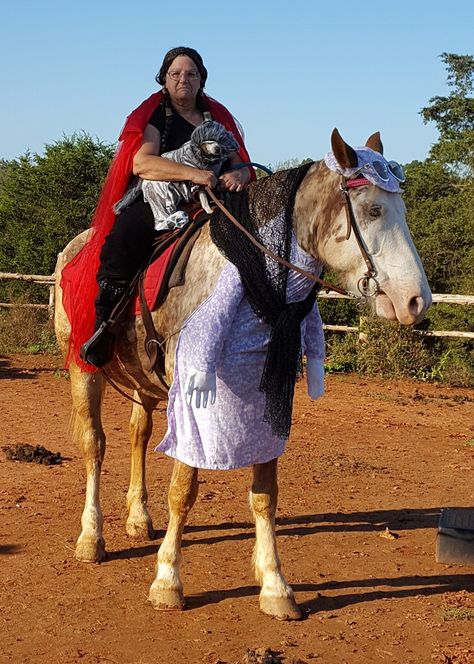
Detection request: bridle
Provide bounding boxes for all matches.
[339,177,381,297]
[205,173,381,299]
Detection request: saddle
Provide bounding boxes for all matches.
[108,208,210,389]
[138,210,210,381]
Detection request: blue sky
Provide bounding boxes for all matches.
[1,1,473,167]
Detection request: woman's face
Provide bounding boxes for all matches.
[165,55,201,105]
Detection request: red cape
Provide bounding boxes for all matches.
[61,92,254,371]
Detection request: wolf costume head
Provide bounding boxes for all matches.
[163,120,240,171]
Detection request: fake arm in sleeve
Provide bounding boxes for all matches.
[302,302,325,360]
[302,301,326,400]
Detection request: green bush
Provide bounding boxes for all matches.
[325,314,473,387]
[0,305,58,354]
[0,133,113,301]
[325,333,359,374]
[356,317,434,379]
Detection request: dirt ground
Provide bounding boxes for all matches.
[1,353,473,664]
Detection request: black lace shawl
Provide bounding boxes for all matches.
[209,162,316,438]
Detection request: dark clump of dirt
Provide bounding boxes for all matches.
[2,443,62,465]
[243,649,284,664]
[315,452,384,475]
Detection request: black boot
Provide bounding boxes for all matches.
[80,278,128,368]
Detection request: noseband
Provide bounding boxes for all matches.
[340,177,380,297]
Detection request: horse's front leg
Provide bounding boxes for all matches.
[251,458,302,620]
[148,460,198,610]
[69,362,107,563]
[126,392,158,539]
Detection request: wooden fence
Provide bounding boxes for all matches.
[1,271,473,339]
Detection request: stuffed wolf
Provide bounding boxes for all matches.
[139,120,239,230]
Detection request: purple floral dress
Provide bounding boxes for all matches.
[156,235,325,469]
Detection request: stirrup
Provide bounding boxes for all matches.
[80,322,114,367]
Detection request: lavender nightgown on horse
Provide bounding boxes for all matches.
[156,235,325,470]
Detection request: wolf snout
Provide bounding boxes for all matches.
[201,140,222,157]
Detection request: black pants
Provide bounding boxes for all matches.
[97,196,157,283]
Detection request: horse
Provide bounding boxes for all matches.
[54,129,432,620]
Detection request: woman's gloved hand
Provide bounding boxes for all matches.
[186,369,217,408]
[306,357,325,400]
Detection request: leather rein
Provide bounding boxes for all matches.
[205,175,380,299]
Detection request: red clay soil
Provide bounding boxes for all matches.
[1,353,473,664]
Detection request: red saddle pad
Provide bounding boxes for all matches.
[133,239,179,316]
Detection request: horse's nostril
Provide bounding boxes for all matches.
[409,296,425,318]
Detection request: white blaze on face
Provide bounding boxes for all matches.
[328,186,432,325]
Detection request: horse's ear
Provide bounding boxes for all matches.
[365,131,384,155]
[331,129,358,169]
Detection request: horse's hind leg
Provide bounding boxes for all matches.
[69,362,107,563]
[251,459,302,620]
[148,460,198,610]
[126,392,158,539]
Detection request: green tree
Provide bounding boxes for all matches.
[403,159,472,294]
[405,53,474,295]
[272,157,313,172]
[402,52,473,384]
[420,52,474,176]
[0,159,10,193]
[0,134,113,294]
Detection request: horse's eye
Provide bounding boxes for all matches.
[369,206,382,218]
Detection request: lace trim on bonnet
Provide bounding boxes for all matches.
[324,147,403,193]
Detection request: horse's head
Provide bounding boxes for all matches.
[294,129,432,325]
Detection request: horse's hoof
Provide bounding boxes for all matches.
[259,595,302,621]
[126,518,154,540]
[148,586,186,611]
[75,535,106,563]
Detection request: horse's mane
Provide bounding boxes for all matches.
[244,163,316,227]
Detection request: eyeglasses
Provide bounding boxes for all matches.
[166,70,200,82]
[356,160,405,183]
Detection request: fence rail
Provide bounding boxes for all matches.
[0,272,55,284]
[0,271,56,317]
[1,271,473,338]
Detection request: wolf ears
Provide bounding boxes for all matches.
[331,128,384,169]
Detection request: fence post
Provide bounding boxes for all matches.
[358,315,368,343]
[48,283,55,320]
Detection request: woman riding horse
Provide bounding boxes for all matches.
[61,46,254,369]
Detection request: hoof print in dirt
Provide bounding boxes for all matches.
[2,443,62,465]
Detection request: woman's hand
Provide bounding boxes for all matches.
[190,169,218,188]
[219,168,249,193]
